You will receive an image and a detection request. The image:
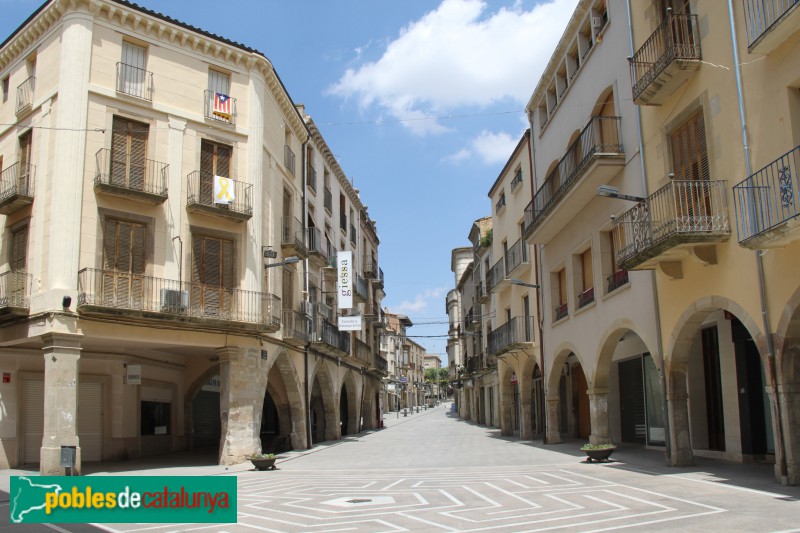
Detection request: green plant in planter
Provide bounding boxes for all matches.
[580,443,615,450]
[249,453,275,460]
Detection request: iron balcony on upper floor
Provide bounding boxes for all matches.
[186,171,252,221]
[353,337,373,367]
[94,148,168,205]
[313,316,350,357]
[612,179,730,274]
[0,270,32,322]
[629,10,701,105]
[0,162,35,215]
[281,216,309,259]
[204,90,236,125]
[16,76,35,117]
[77,268,281,332]
[353,272,369,304]
[307,227,327,267]
[487,316,535,357]
[116,62,153,101]
[282,308,312,346]
[733,144,800,249]
[742,0,800,54]
[523,116,625,244]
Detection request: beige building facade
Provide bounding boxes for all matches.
[0,0,386,474]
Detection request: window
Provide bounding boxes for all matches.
[102,218,146,307]
[192,234,235,316]
[10,224,28,273]
[670,111,710,220]
[208,69,230,96]
[207,69,232,122]
[1,76,8,103]
[141,401,170,435]
[119,41,148,99]
[340,193,347,232]
[200,139,232,203]
[496,192,506,212]
[578,248,594,308]
[18,130,32,191]
[110,116,148,189]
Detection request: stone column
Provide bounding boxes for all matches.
[777,381,800,485]
[588,388,610,444]
[667,364,694,466]
[545,394,561,444]
[218,346,268,465]
[40,333,83,475]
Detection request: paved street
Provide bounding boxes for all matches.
[4,403,800,532]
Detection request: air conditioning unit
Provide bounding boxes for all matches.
[160,288,188,312]
[300,300,313,317]
[592,16,604,29]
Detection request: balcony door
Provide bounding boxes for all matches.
[191,234,234,318]
[120,41,146,97]
[111,116,147,190]
[9,224,28,306]
[200,140,231,205]
[18,130,32,194]
[670,111,711,228]
[102,218,146,309]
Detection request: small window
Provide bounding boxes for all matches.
[1,76,8,103]
[141,401,170,435]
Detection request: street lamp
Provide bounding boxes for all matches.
[264,256,300,269]
[596,185,645,203]
[507,278,539,289]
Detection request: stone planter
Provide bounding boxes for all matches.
[249,456,277,471]
[582,445,616,463]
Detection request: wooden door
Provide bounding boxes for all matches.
[102,218,146,309]
[191,234,234,318]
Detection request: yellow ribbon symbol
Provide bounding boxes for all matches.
[214,176,234,204]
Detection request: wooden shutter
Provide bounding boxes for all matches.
[192,234,234,317]
[558,269,567,306]
[670,111,710,222]
[102,218,146,308]
[10,225,28,305]
[581,249,593,291]
[18,131,32,189]
[111,117,148,189]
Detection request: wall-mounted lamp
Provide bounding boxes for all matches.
[507,278,540,289]
[264,256,300,269]
[597,185,645,203]
[62,295,72,308]
[262,246,278,259]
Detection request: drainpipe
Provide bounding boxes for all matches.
[305,342,312,449]
[726,0,787,482]
[626,0,670,463]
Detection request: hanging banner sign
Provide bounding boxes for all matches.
[213,176,235,204]
[338,315,362,331]
[337,251,353,309]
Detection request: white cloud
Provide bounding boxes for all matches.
[446,130,520,165]
[391,287,447,315]
[328,0,578,135]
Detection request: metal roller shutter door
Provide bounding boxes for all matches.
[78,382,103,461]
[23,380,44,464]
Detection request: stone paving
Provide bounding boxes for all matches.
[3,403,800,532]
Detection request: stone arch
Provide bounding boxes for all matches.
[775,283,800,381]
[498,361,517,436]
[773,284,800,485]
[310,358,338,442]
[340,370,360,436]
[265,350,307,451]
[594,318,660,389]
[546,341,583,393]
[361,375,379,430]
[184,363,221,452]
[591,85,616,117]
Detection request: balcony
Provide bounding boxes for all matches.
[505,237,530,277]
[15,76,35,116]
[313,317,350,357]
[511,169,523,191]
[94,148,168,204]
[77,268,281,332]
[282,309,312,346]
[204,90,236,125]
[524,116,624,243]
[307,165,317,194]
[307,227,327,266]
[742,0,800,54]
[350,223,357,245]
[487,257,505,292]
[487,316,534,356]
[353,337,373,366]
[577,287,595,309]
[733,144,800,249]
[340,213,348,233]
[186,171,252,221]
[371,354,388,375]
[464,307,480,332]
[606,269,629,294]
[629,12,701,105]
[476,281,489,303]
[116,62,153,101]
[284,145,295,175]
[554,302,568,322]
[281,216,308,258]
[0,271,31,319]
[353,272,368,304]
[322,245,338,279]
[0,162,35,215]
[324,187,333,213]
[612,180,730,274]
[364,259,379,279]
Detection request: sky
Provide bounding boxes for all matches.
[0,0,578,359]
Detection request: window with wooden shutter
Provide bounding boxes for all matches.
[111,117,148,190]
[581,249,593,291]
[9,224,28,308]
[670,111,711,222]
[18,131,32,191]
[102,218,146,309]
[200,140,232,204]
[191,234,234,318]
[558,268,567,306]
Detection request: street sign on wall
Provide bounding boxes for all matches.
[338,315,362,331]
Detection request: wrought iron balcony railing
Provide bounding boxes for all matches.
[487,257,505,291]
[511,169,523,191]
[526,116,623,236]
[284,145,295,175]
[554,302,568,322]
[282,309,312,344]
[629,12,701,104]
[307,227,325,256]
[354,272,368,301]
[373,354,388,373]
[314,317,350,354]
[354,337,372,365]
[0,161,35,214]
[203,89,236,124]
[186,171,252,220]
[0,270,32,310]
[116,62,153,100]
[742,0,800,51]
[307,165,317,193]
[364,259,379,279]
[487,316,533,356]
[733,144,800,247]
[607,270,629,293]
[577,287,595,309]
[77,268,281,329]
[94,148,168,200]
[282,216,308,257]
[16,76,35,115]
[505,237,529,275]
[350,223,357,244]
[324,187,333,213]
[612,180,730,270]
